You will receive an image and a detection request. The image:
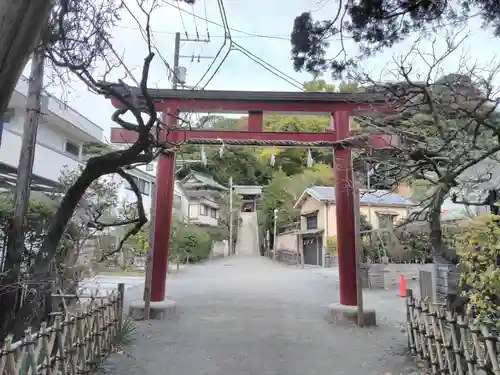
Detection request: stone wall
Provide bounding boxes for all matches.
[324,255,338,268]
[435,263,460,302]
[274,249,300,265]
[362,263,435,290]
[272,250,338,267]
[211,240,227,259]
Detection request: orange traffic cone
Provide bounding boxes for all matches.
[400,275,406,297]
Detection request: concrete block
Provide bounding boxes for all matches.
[327,303,376,327]
[129,299,177,321]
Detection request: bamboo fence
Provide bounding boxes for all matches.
[405,289,500,375]
[0,286,124,375]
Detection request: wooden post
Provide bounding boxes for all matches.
[228,176,233,256]
[353,178,364,326]
[316,235,320,266]
[118,283,125,330]
[143,182,156,320]
[272,208,278,261]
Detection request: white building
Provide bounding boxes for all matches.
[0,76,155,216]
[138,162,225,227]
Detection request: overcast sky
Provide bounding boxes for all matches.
[25,0,500,142]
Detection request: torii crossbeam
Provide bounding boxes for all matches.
[109,88,396,307]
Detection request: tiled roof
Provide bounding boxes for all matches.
[306,186,414,206]
[182,171,228,191]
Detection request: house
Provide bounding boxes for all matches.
[0,76,155,217]
[174,171,228,227]
[108,168,156,217]
[275,186,414,266]
[0,77,104,191]
[135,161,228,227]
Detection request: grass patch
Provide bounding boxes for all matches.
[114,317,138,347]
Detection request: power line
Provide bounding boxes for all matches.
[116,24,290,40]
[190,3,200,39]
[161,1,290,40]
[203,0,210,40]
[193,0,232,89]
[188,0,304,91]
[232,42,304,90]
[175,0,189,38]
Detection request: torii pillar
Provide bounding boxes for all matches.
[328,111,378,326]
[149,107,178,303]
[129,106,179,320]
[332,111,357,306]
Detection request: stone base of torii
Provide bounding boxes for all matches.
[108,88,396,323]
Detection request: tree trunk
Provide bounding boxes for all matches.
[8,167,97,338]
[0,0,53,115]
[429,184,455,264]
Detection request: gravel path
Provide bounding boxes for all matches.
[103,256,418,375]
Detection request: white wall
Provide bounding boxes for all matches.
[14,77,103,141]
[0,124,82,183]
[174,181,189,221]
[108,171,154,219]
[1,86,105,184]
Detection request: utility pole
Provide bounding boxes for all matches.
[228,176,233,256]
[172,32,181,89]
[172,31,213,89]
[272,208,278,261]
[9,45,45,267]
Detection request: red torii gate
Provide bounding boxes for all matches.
[109,89,395,308]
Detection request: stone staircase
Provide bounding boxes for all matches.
[236,212,260,256]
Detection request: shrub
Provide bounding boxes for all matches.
[457,214,500,326]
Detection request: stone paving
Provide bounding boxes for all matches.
[103,256,422,375]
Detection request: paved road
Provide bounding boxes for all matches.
[104,256,415,375]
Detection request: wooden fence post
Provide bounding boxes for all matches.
[118,283,125,331]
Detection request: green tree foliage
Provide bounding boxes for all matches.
[303,79,336,92]
[457,214,500,326]
[0,194,82,339]
[261,165,334,233]
[170,219,212,264]
[82,142,112,156]
[290,1,500,77]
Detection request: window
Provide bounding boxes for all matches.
[200,204,208,216]
[65,140,80,157]
[126,175,151,196]
[306,215,318,230]
[146,164,154,171]
[210,208,217,218]
[377,213,395,229]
